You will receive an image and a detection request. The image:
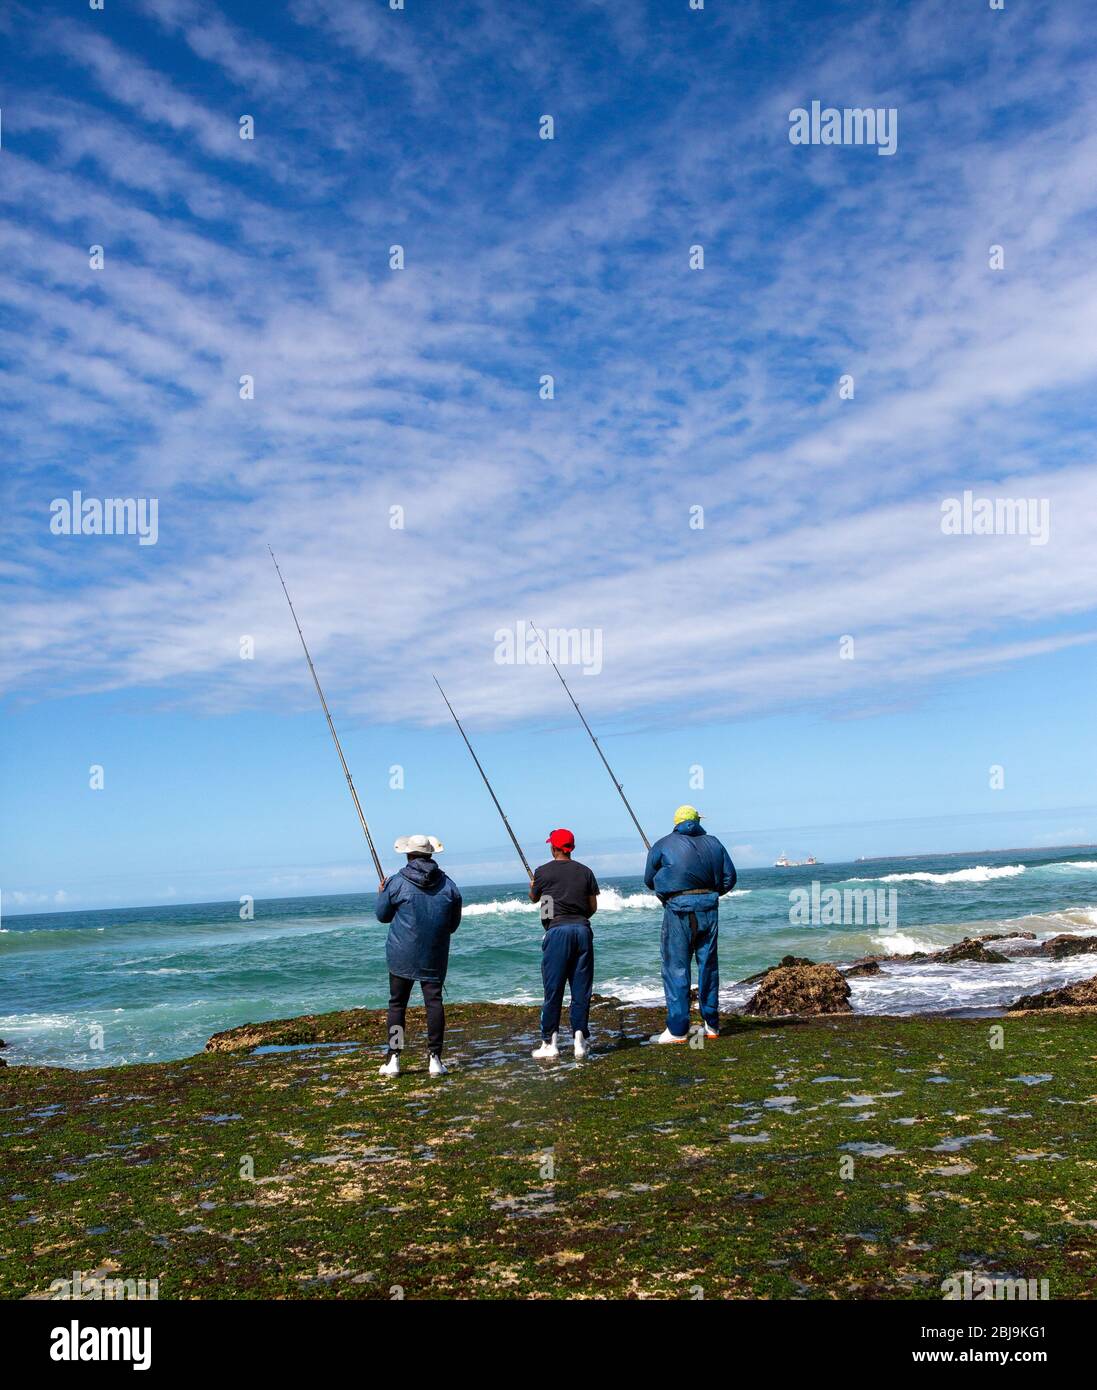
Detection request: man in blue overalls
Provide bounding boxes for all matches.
[643,806,737,1043]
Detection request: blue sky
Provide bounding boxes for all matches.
[3,0,1097,912]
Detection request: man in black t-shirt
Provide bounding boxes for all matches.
[528,828,598,1060]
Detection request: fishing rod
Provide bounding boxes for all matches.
[269,547,386,885]
[433,675,534,883]
[529,620,651,851]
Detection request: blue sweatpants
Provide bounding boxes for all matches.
[540,921,594,1040]
[660,894,720,1037]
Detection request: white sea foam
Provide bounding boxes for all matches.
[462,887,663,917]
[460,899,539,916]
[851,865,1026,885]
[594,887,662,911]
[592,977,664,1005]
[869,932,940,955]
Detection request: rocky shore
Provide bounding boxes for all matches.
[735,938,1097,1019]
[3,966,1096,1300]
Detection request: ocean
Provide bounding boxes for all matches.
[3,848,1096,1069]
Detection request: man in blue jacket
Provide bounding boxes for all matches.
[643,805,737,1044]
[375,834,462,1078]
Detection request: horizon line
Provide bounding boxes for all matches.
[4,842,1096,920]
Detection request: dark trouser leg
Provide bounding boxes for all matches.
[387,974,414,1055]
[420,979,445,1056]
[694,918,720,1031]
[660,911,692,1037]
[567,924,594,1036]
[540,929,568,1039]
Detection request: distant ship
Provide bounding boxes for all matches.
[774,853,821,867]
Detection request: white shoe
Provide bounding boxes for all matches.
[704,1024,720,1040]
[532,1033,559,1059]
[573,1030,589,1060]
[650,1029,688,1044]
[378,1053,401,1077]
[428,1054,447,1078]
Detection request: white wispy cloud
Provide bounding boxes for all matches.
[4,0,1096,737]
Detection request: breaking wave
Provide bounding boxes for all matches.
[462,887,664,917]
[462,886,751,917]
[867,932,942,955]
[851,865,1026,885]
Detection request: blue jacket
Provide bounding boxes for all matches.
[375,858,462,982]
[643,821,737,900]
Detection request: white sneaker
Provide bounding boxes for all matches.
[573,1030,589,1060]
[378,1053,401,1077]
[650,1029,688,1044]
[704,1024,720,1040]
[532,1033,559,1059]
[428,1054,447,1078]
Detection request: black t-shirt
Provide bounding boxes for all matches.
[532,858,599,927]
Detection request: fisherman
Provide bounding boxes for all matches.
[375,834,463,1078]
[528,828,598,1060]
[644,806,737,1044]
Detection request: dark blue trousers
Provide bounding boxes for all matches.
[540,921,594,1040]
[661,894,720,1037]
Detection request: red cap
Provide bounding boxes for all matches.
[546,828,575,849]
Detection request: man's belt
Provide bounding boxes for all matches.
[658,887,715,904]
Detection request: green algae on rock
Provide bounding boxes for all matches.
[1010,977,1097,1012]
[2,1002,1096,1300]
[745,962,852,1016]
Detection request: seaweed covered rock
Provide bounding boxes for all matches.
[1042,934,1097,960]
[843,960,881,978]
[1010,975,1097,1011]
[932,938,1009,964]
[844,936,1020,967]
[205,1007,378,1052]
[745,963,852,1017]
[739,955,816,986]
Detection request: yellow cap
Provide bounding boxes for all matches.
[674,804,701,825]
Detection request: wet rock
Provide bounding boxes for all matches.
[843,960,881,978]
[206,1006,379,1052]
[0,1038,7,1048]
[1009,975,1097,1012]
[1041,934,1097,960]
[207,1024,288,1053]
[859,935,1024,966]
[739,955,816,986]
[974,932,1036,943]
[931,938,1009,964]
[745,963,852,1017]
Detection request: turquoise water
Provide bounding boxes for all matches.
[2,849,1096,1067]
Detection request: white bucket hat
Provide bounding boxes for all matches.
[393,834,444,855]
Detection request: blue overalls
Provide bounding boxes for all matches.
[644,821,737,1037]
